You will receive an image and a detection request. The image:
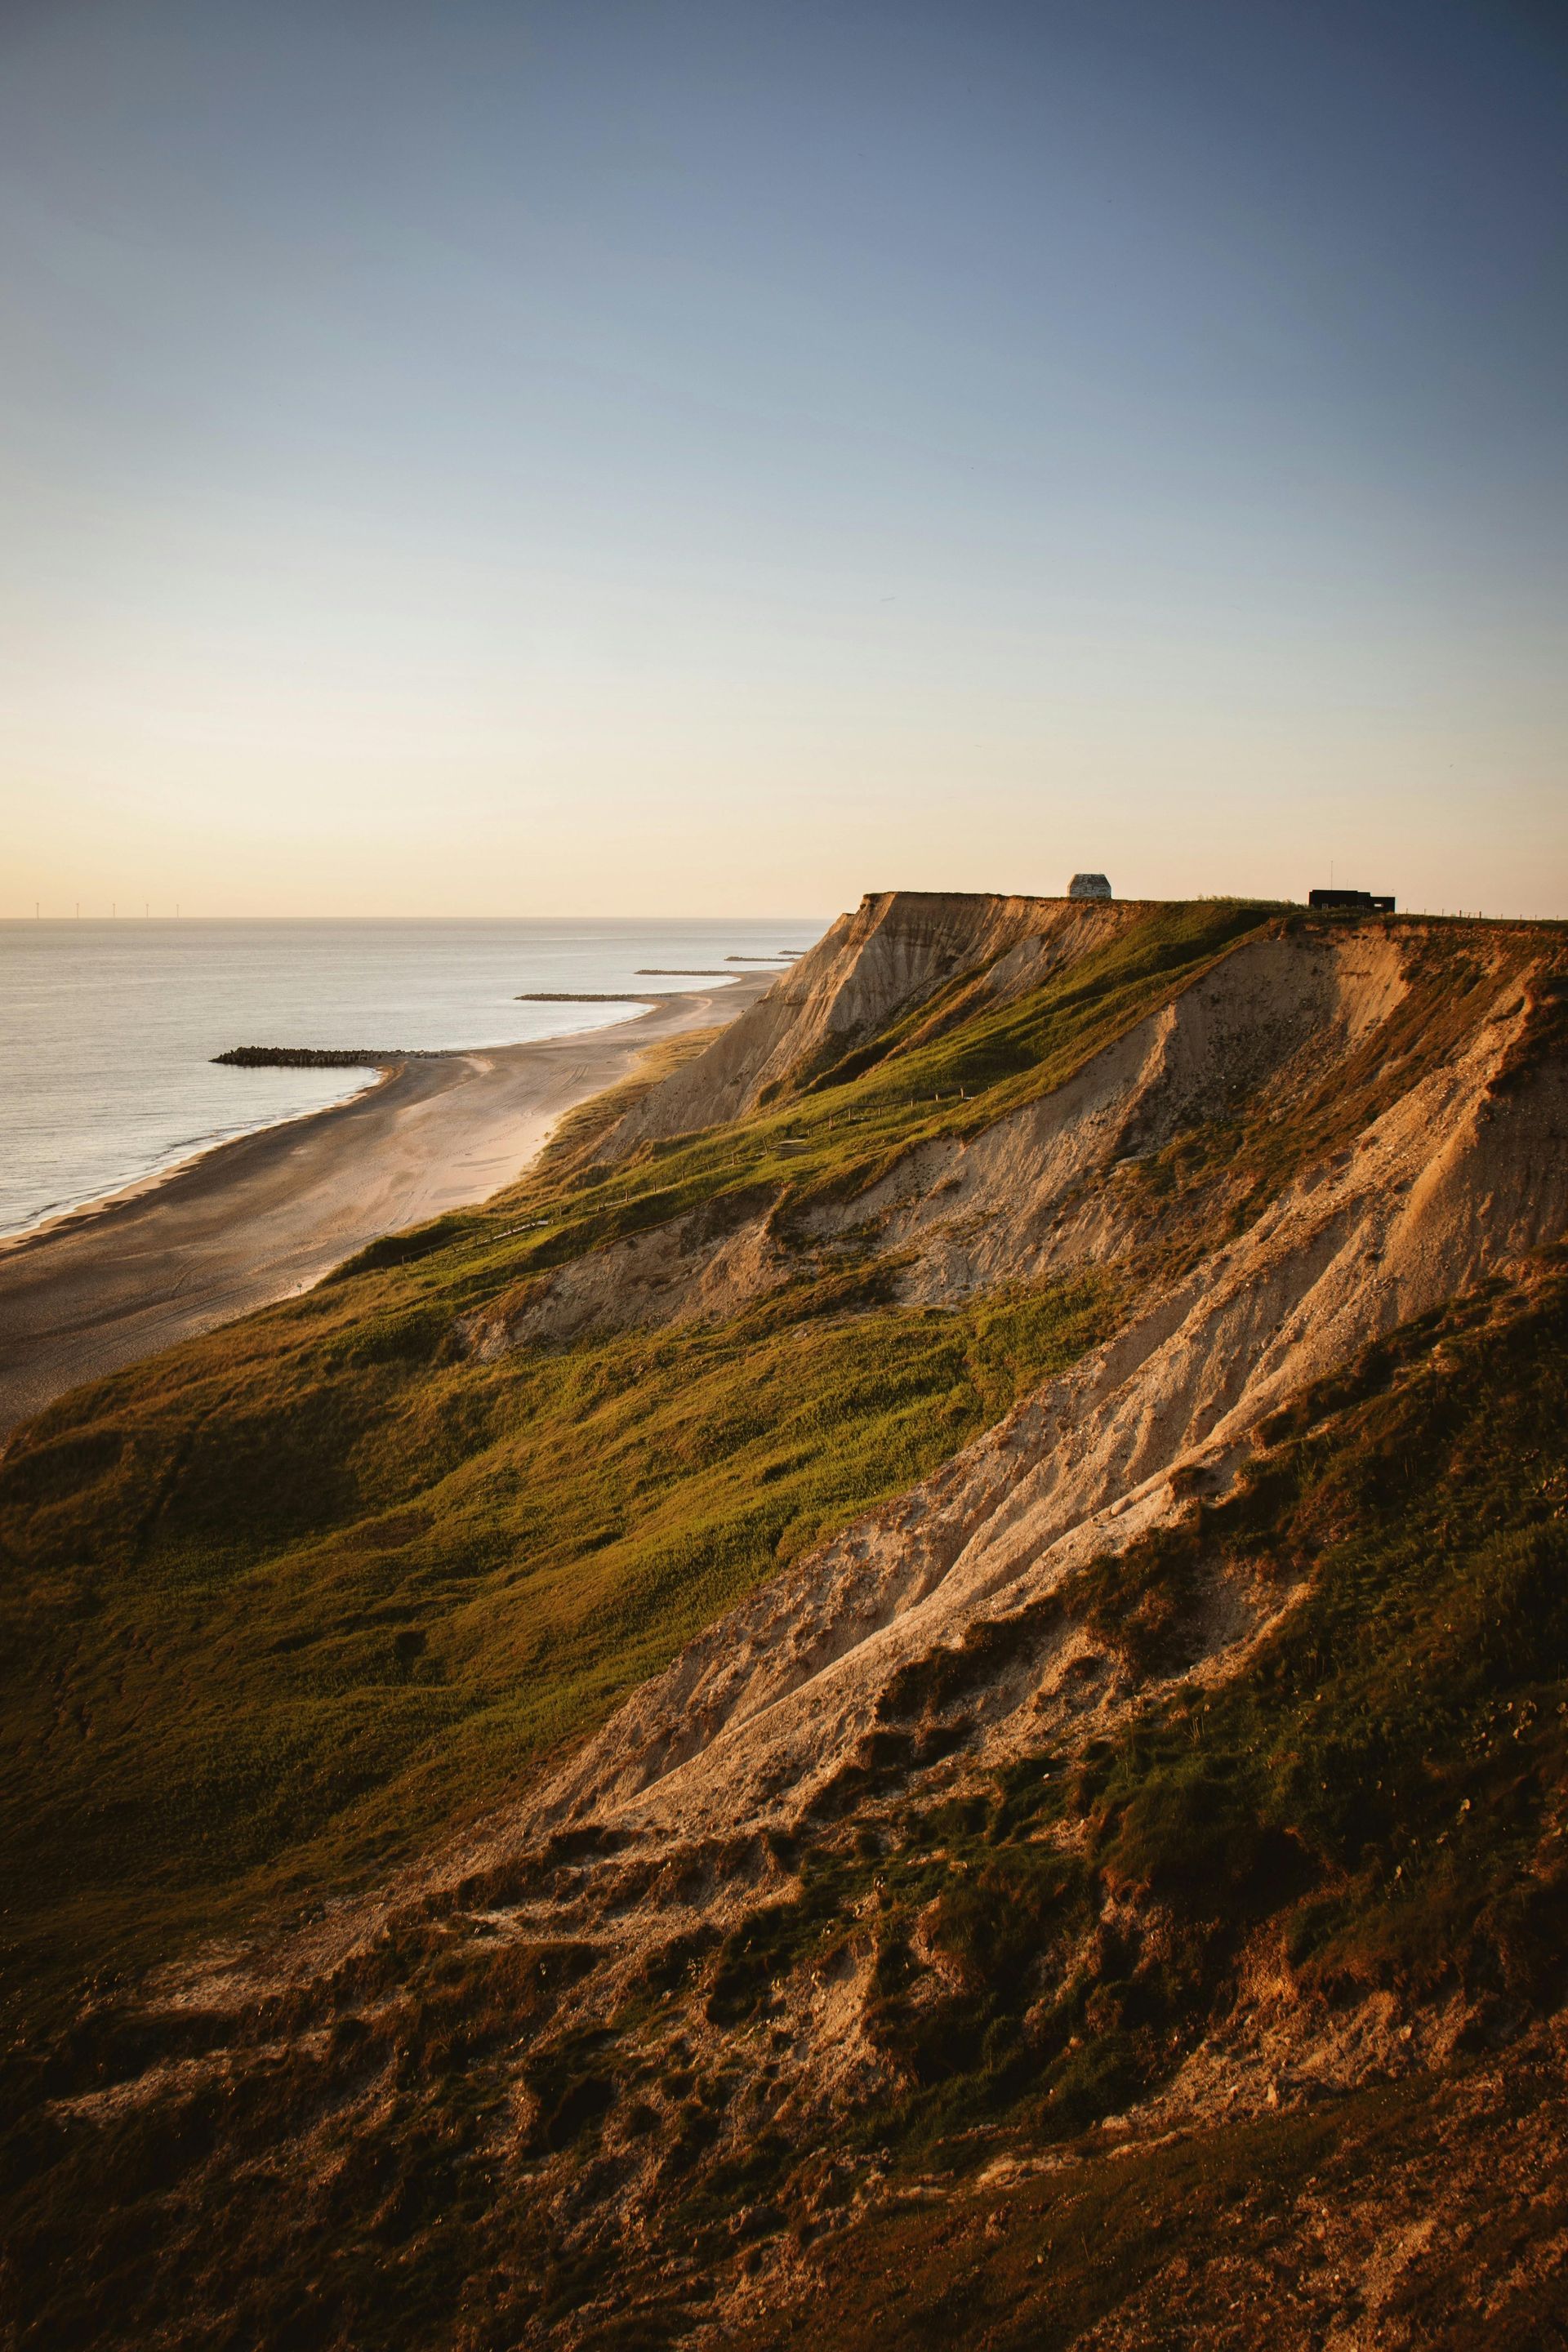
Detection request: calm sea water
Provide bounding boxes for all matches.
[0,916,824,1240]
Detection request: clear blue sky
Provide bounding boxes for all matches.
[2,0,1564,915]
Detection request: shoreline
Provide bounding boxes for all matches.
[0,979,762,1437]
[0,994,731,1258]
[1,1067,393,1256]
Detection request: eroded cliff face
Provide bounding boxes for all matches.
[516,932,1568,1847]
[33,1265,1568,2352]
[10,902,1568,2352]
[595,889,1145,1154]
[458,919,1549,1405]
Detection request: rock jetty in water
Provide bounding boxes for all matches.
[212,1045,430,1067]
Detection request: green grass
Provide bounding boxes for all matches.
[8,1257,1567,2352]
[0,1256,1116,2039]
[3,896,1559,2058]
[0,896,1293,2038]
[688,1254,1568,2167]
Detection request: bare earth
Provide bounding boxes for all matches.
[0,978,763,1437]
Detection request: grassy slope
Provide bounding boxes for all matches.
[0,899,1276,2039]
[490,1256,1568,2345]
[8,1257,1567,2352]
[716,1263,1568,2131]
[711,1256,1568,2350]
[729,2065,1568,2352]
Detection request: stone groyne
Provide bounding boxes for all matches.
[212,1045,439,1068]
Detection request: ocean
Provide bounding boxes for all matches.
[0,915,824,1241]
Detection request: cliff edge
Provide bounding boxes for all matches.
[597,888,1146,1152]
[6,898,1568,2352]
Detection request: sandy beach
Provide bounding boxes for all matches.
[0,978,761,1437]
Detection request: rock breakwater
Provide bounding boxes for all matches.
[212,1045,437,1067]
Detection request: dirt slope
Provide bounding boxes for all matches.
[521,935,1568,1846]
[459,920,1416,1357]
[6,901,1568,2352]
[597,889,1145,1152]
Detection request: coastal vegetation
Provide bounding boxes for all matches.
[0,898,1270,2041]
[8,1257,1568,2350]
[0,1254,1114,2040]
[3,891,1567,2347]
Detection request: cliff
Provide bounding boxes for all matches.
[595,888,1146,1150]
[4,897,1567,2352]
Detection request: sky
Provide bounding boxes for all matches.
[1,0,1565,920]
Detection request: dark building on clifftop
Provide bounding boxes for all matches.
[1309,887,1396,912]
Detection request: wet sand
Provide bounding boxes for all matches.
[0,980,758,1437]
